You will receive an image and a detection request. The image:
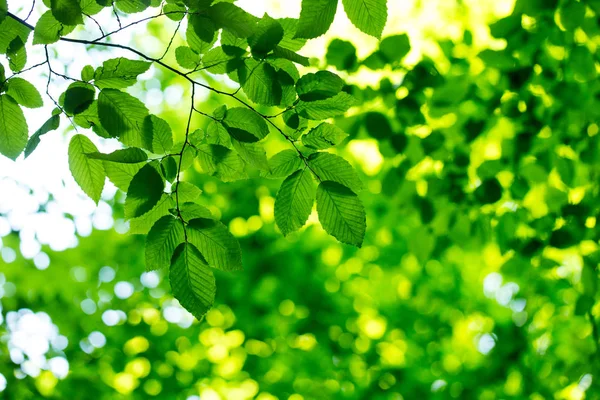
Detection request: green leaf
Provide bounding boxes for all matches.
[163,2,186,20]
[68,134,106,203]
[364,112,392,139]
[231,139,269,171]
[98,89,149,147]
[145,215,185,270]
[7,37,26,72]
[272,46,310,67]
[6,78,43,108]
[238,59,282,106]
[129,194,175,234]
[302,123,348,149]
[296,92,358,120]
[326,38,358,71]
[24,115,60,158]
[187,218,243,271]
[142,115,173,154]
[178,202,213,221]
[32,11,75,45]
[308,152,363,192]
[103,160,145,191]
[170,243,216,319]
[51,0,83,26]
[296,71,344,101]
[0,17,32,52]
[341,0,387,38]
[189,13,217,43]
[115,0,151,13]
[81,65,94,81]
[202,46,240,74]
[196,144,248,182]
[124,164,164,219]
[274,168,316,236]
[161,156,178,182]
[278,18,307,51]
[0,94,28,160]
[222,107,269,142]
[379,34,410,63]
[295,0,338,39]
[94,58,151,89]
[175,46,200,69]
[86,148,148,163]
[0,0,6,25]
[206,121,231,147]
[248,14,284,56]
[263,149,303,178]
[474,178,503,204]
[63,82,95,115]
[186,17,218,55]
[207,2,259,38]
[175,181,202,203]
[316,181,366,247]
[80,0,104,15]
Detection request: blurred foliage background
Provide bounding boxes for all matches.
[2,0,600,398]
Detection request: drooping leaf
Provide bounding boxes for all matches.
[145,215,185,270]
[341,0,387,38]
[170,242,216,319]
[307,152,363,193]
[98,89,149,147]
[296,71,344,101]
[263,149,303,179]
[274,168,316,236]
[86,148,148,163]
[50,0,83,26]
[222,107,269,142]
[296,92,358,120]
[316,180,366,247]
[6,78,43,108]
[7,37,26,72]
[295,0,338,39]
[124,164,164,219]
[94,58,151,89]
[68,134,106,203]
[24,115,60,158]
[0,94,28,160]
[187,217,243,272]
[302,123,348,149]
[32,11,75,45]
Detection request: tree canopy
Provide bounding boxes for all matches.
[1,0,600,398]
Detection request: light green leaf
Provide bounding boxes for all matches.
[175,181,203,203]
[68,134,106,203]
[296,71,344,101]
[0,94,28,160]
[274,168,316,236]
[51,0,83,26]
[308,152,363,192]
[124,164,164,219]
[0,16,32,52]
[32,11,75,45]
[98,89,149,147]
[278,18,307,51]
[142,115,173,154]
[379,34,410,63]
[222,107,269,142]
[248,14,284,56]
[0,0,6,25]
[302,122,348,149]
[115,0,151,13]
[316,180,366,247]
[178,202,212,221]
[170,243,216,319]
[196,144,248,182]
[296,92,358,120]
[86,148,148,163]
[24,115,60,158]
[7,37,26,72]
[175,46,200,69]
[263,149,303,179]
[94,58,151,89]
[81,65,94,81]
[145,215,185,270]
[187,217,243,271]
[129,194,175,234]
[341,0,387,38]
[202,46,240,74]
[186,17,218,55]
[231,139,269,171]
[239,59,282,106]
[206,121,231,147]
[272,46,310,67]
[6,78,43,108]
[295,0,338,39]
[103,160,145,191]
[207,2,259,38]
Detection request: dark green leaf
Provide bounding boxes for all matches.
[308,152,363,193]
[275,168,316,236]
[124,164,165,219]
[222,107,269,142]
[145,215,184,270]
[7,37,26,72]
[248,14,284,56]
[98,89,149,147]
[296,71,344,101]
[86,148,148,163]
[63,83,95,115]
[50,0,83,26]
